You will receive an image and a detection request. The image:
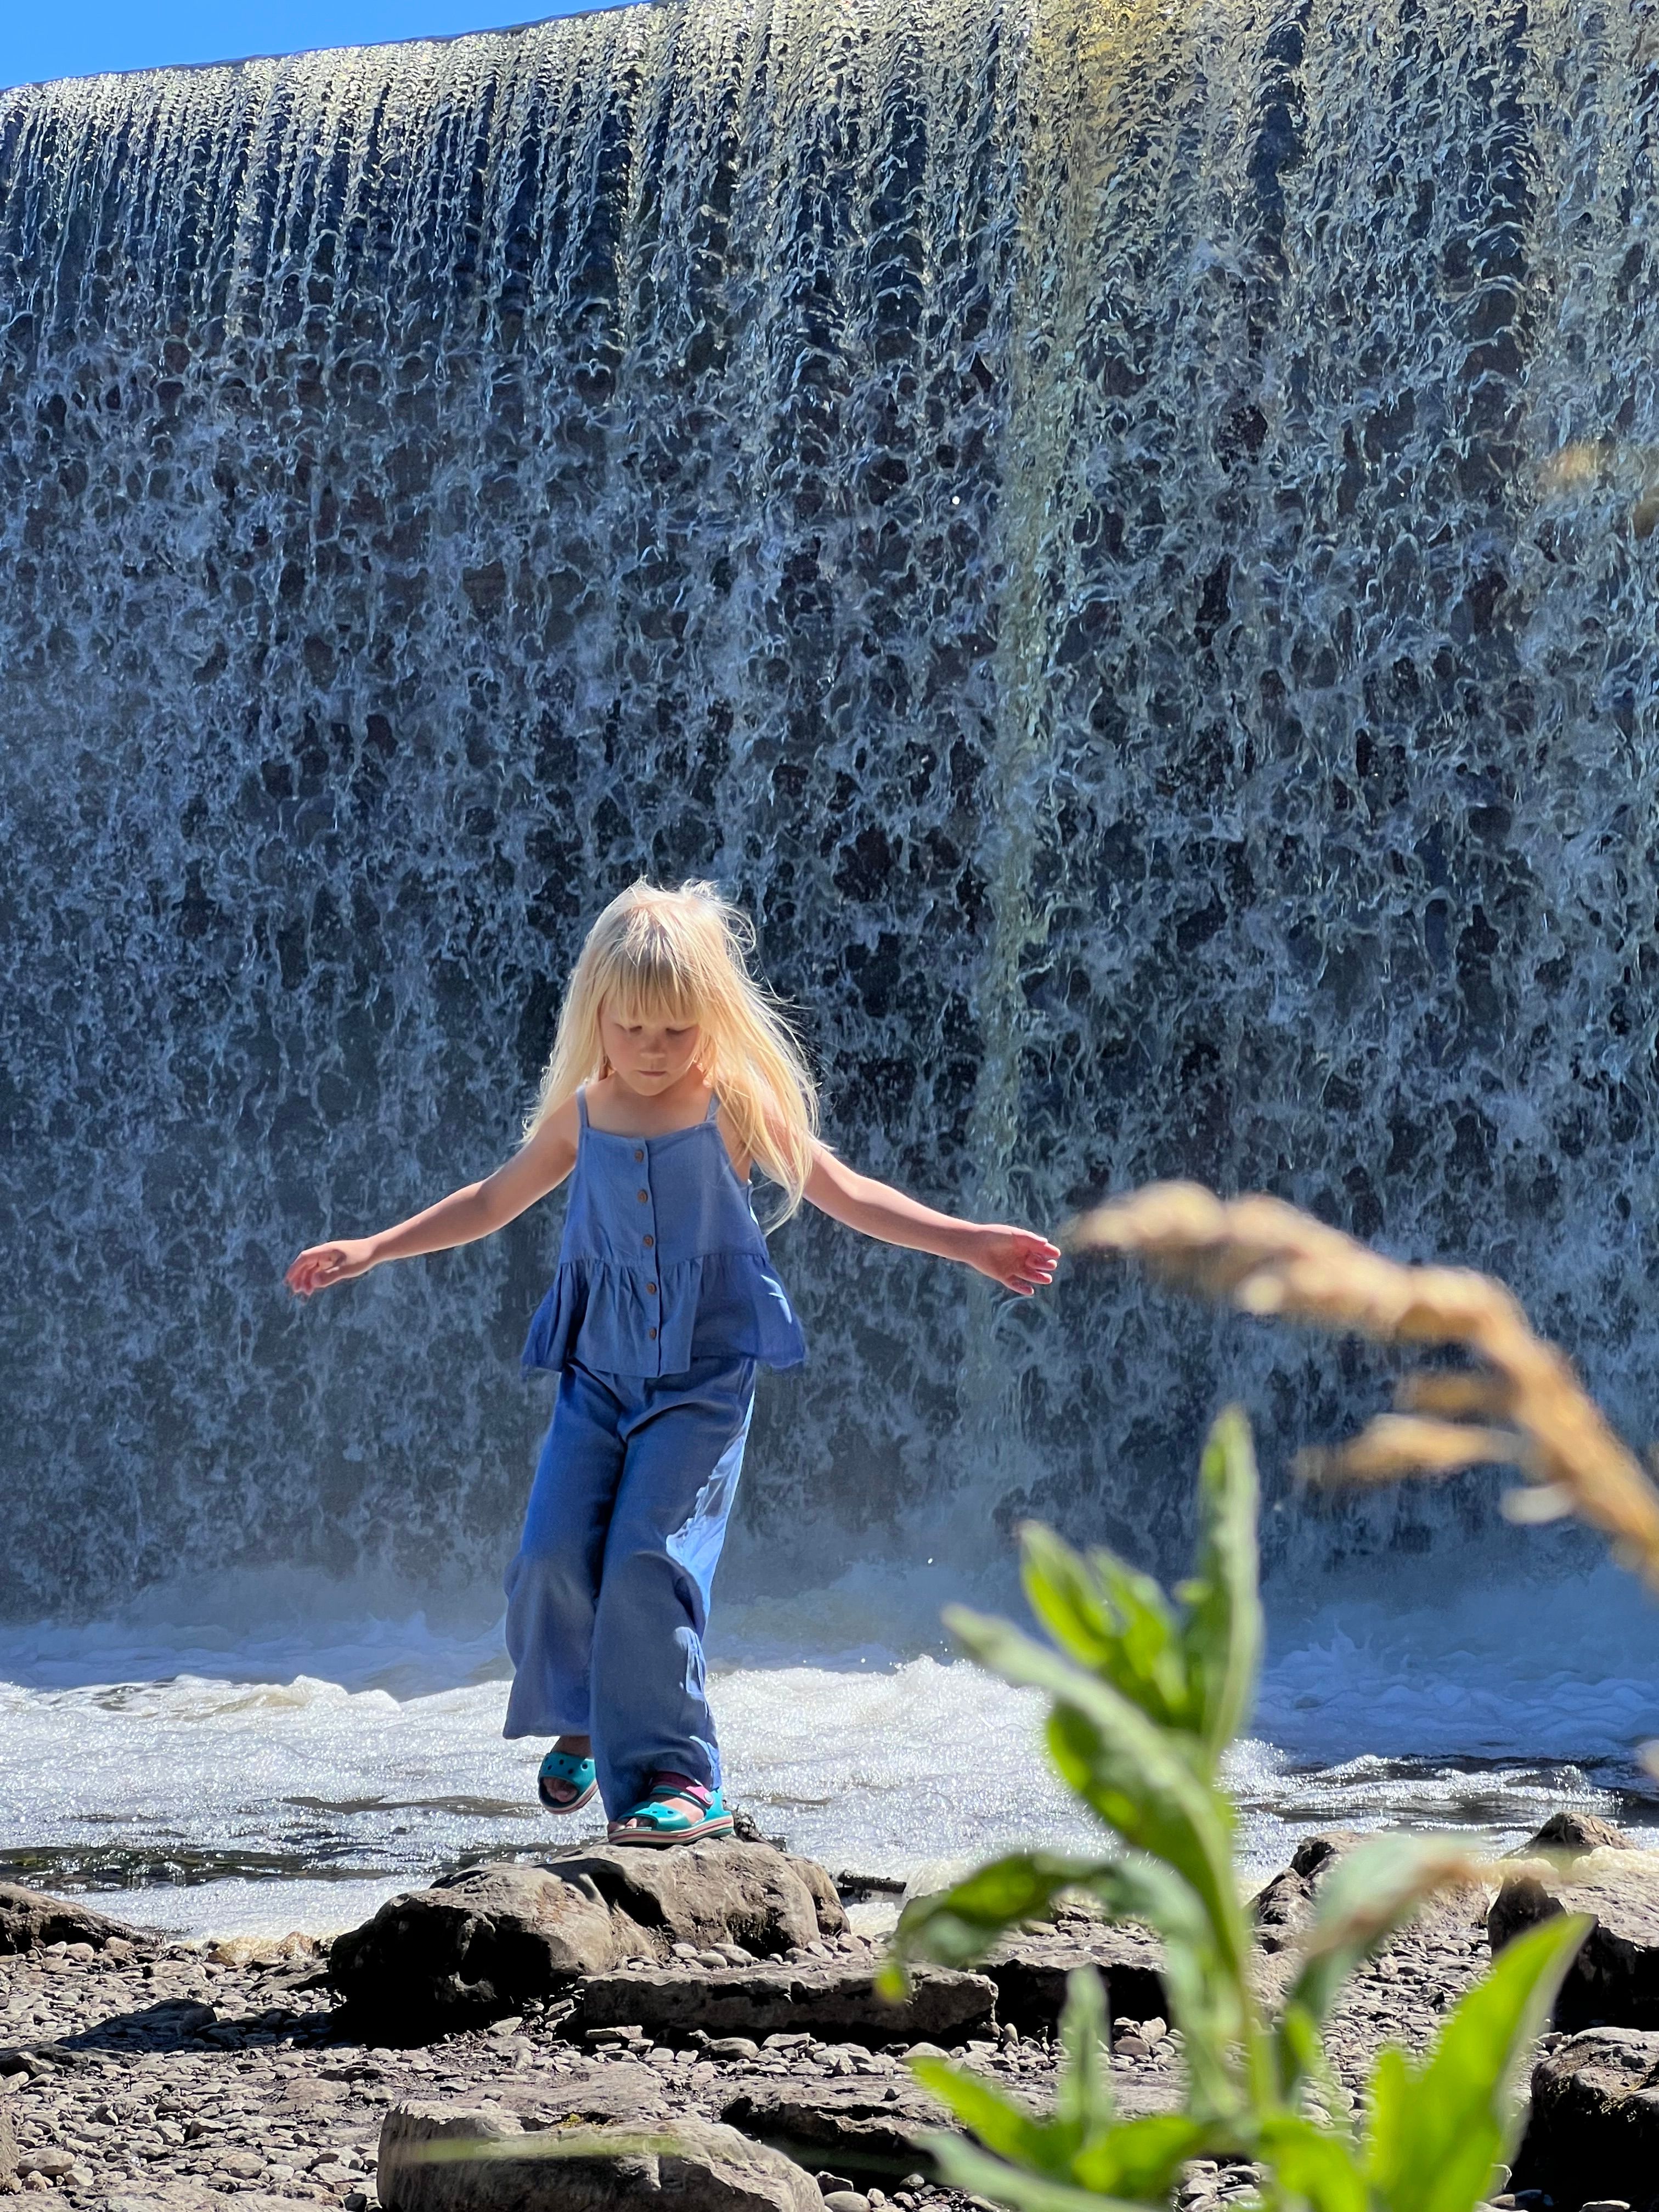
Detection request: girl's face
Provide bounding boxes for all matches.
[599,999,704,1096]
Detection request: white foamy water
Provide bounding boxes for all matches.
[3,1560,1657,1940]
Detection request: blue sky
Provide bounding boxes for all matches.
[2,1,598,93]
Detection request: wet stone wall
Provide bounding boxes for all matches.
[2,0,1658,1616]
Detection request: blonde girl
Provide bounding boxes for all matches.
[287,881,1059,1846]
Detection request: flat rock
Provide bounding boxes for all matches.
[331,1844,847,2038]
[718,2078,951,2164]
[718,2065,1177,2167]
[984,1911,1165,2033]
[379,2102,821,2212]
[1488,1849,1659,2030]
[1515,2027,1659,2202]
[0,1883,150,1956]
[98,2194,315,2212]
[511,2064,669,2126]
[577,1962,996,2048]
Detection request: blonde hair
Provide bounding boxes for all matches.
[525,881,819,1218]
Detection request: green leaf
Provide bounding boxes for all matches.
[1177,1407,1263,1769]
[913,1972,1214,2202]
[909,2059,1068,2175]
[1255,2114,1368,2212]
[1279,1833,1484,2084]
[921,2115,1218,2210]
[1071,2114,1218,2197]
[918,2135,1151,2212]
[1020,1523,1197,1736]
[1082,1860,1244,2120]
[1365,1912,1590,2212]
[946,1607,1244,1967]
[1052,1966,1113,2143]
[889,1852,1110,1973]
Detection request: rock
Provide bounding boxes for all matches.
[1488,1850,1659,2029]
[378,2102,821,2212]
[1521,1813,1634,1858]
[1513,2027,1659,2202]
[578,1962,995,2049]
[822,2196,868,2212]
[517,2064,669,2125]
[718,2080,951,2164]
[0,1884,149,1956]
[332,1844,847,2037]
[0,2108,15,2185]
[983,1917,1165,2033]
[1250,1835,1366,1956]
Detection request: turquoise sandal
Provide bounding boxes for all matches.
[538,1746,599,1814]
[608,1778,735,1848]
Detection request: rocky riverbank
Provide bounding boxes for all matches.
[2,1824,1655,2212]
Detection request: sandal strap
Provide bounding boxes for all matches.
[540,1749,596,1781]
[648,1779,713,1807]
[616,1782,723,1832]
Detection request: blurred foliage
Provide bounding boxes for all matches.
[885,1409,1587,2212]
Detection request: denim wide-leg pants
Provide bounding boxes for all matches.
[501,1354,755,1818]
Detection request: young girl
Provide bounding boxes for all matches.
[286,881,1059,1847]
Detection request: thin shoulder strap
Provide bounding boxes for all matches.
[704,1089,721,1122]
[577,1086,590,1130]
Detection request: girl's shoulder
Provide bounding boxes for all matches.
[526,1089,583,1150]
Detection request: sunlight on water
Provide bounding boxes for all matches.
[3,1556,1655,1938]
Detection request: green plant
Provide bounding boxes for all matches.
[884,1409,1588,2212]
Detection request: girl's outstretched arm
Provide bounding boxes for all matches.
[803,1146,1059,1295]
[285,1098,580,1297]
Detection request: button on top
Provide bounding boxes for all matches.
[642,1234,654,1249]
[646,1282,657,1295]
[637,1189,649,1203]
[634,1148,644,1161]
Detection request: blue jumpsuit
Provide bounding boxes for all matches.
[503,1089,805,1818]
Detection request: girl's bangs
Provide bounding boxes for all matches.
[605,944,704,1028]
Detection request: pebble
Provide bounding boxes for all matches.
[0,1870,1548,2212]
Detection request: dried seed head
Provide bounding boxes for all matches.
[1068,1181,1659,1592]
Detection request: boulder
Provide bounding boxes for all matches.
[1487,1849,1659,2030]
[577,1961,996,2048]
[331,1845,848,2038]
[1250,1835,1366,1956]
[1514,2027,1659,2202]
[0,1883,149,1956]
[378,2103,822,2212]
[1521,1812,1634,1857]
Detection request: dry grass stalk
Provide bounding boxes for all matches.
[1067,1181,1659,1591]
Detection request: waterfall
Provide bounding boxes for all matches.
[3,0,1658,1620]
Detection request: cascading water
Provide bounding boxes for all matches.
[4,0,1659,1634]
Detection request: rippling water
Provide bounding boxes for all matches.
[5,1558,1655,1939]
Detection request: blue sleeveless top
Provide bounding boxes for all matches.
[521,1089,807,1379]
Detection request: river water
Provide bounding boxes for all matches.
[5,1554,1656,1939]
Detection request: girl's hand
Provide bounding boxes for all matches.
[286,1239,378,1297]
[968,1224,1061,1295]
